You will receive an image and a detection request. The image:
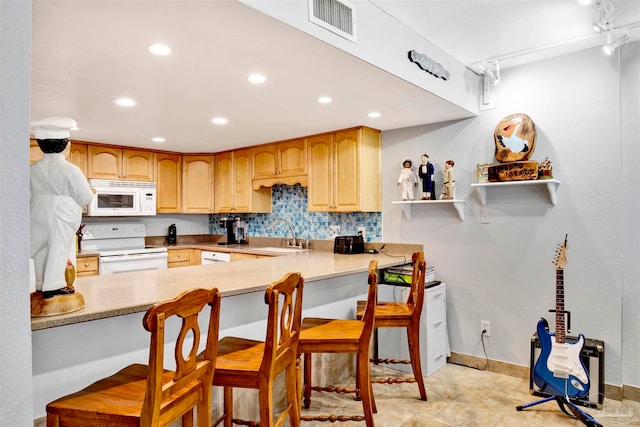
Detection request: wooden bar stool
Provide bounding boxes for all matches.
[46,287,222,427]
[357,251,427,401]
[207,272,304,427]
[298,260,378,427]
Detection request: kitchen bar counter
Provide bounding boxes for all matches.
[31,245,419,331]
[31,243,422,420]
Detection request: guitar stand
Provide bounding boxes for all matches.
[516,396,603,427]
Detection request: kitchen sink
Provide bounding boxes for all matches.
[258,246,308,253]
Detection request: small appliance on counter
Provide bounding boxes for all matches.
[218,217,248,245]
[166,224,177,244]
[334,233,365,254]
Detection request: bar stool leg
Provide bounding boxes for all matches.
[407,325,427,401]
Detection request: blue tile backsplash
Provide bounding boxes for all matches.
[208,184,382,241]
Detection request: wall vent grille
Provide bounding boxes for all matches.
[309,0,357,42]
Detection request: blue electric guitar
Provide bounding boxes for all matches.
[533,236,590,399]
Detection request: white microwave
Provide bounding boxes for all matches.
[86,179,156,216]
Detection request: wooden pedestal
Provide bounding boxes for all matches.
[30,291,85,317]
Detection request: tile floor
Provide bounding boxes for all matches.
[300,363,640,427]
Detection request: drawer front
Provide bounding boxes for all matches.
[168,249,191,263]
[76,256,99,276]
[168,260,191,268]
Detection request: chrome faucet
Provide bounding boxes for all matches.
[271,218,298,247]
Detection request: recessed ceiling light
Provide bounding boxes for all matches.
[318,97,333,104]
[147,43,172,56]
[112,97,136,107]
[152,137,165,143]
[248,73,266,84]
[211,117,229,125]
[368,112,381,118]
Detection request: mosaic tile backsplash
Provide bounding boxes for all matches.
[208,184,382,242]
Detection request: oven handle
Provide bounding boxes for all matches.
[100,253,168,263]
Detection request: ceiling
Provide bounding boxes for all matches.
[31,0,639,153]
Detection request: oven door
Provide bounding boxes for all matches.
[99,252,168,274]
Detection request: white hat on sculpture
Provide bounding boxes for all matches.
[30,117,77,140]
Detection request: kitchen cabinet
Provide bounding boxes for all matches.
[167,248,201,268]
[88,145,155,181]
[156,152,182,213]
[215,148,271,213]
[308,126,381,212]
[182,155,215,213]
[252,138,308,189]
[30,139,88,178]
[76,255,99,277]
[69,142,89,177]
[377,282,448,377]
[29,139,44,164]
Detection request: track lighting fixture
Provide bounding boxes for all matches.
[483,60,501,86]
[593,0,619,32]
[603,32,630,55]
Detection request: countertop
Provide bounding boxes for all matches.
[32,244,421,331]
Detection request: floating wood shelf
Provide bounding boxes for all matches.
[470,179,560,206]
[392,199,465,221]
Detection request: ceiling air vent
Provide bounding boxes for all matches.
[309,0,357,42]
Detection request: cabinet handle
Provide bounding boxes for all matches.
[434,354,444,360]
[84,263,90,267]
[434,321,443,327]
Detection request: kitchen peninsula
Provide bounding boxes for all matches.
[31,244,421,420]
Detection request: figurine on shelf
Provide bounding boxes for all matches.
[418,153,435,200]
[439,160,455,200]
[397,158,417,201]
[30,117,94,300]
[538,157,553,179]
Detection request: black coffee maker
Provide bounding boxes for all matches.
[166,224,177,244]
[218,217,247,245]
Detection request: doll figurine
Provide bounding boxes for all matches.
[397,158,417,200]
[439,160,455,200]
[418,153,435,200]
[30,117,94,299]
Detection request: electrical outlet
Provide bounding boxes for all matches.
[357,226,366,240]
[481,320,491,337]
[329,225,340,237]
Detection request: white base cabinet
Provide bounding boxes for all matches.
[377,282,448,377]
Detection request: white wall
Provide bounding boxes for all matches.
[620,42,640,389]
[82,214,211,238]
[0,1,34,425]
[382,44,638,388]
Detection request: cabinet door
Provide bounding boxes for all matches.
[234,148,252,212]
[122,149,154,181]
[69,142,89,177]
[307,133,333,212]
[333,129,360,212]
[214,151,234,213]
[252,144,278,180]
[278,139,307,177]
[182,155,214,213]
[156,153,181,213]
[30,139,44,164]
[88,146,121,179]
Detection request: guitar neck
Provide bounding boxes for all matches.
[556,268,565,343]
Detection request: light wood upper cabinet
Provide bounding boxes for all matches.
[29,139,44,164]
[29,140,88,177]
[252,138,307,189]
[216,148,271,213]
[68,142,89,177]
[88,146,154,181]
[156,152,182,213]
[308,126,381,212]
[182,155,215,213]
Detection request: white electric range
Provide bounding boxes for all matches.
[80,223,168,274]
